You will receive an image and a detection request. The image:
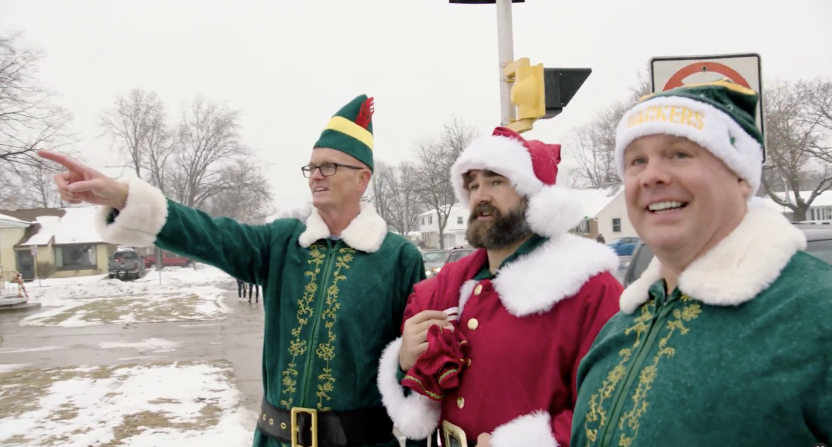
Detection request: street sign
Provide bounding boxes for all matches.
[650,53,766,164]
[30,246,37,257]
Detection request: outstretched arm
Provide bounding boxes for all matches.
[40,150,288,285]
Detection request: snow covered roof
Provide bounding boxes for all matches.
[570,186,622,218]
[19,206,107,246]
[0,213,31,228]
[769,190,832,208]
[419,204,466,217]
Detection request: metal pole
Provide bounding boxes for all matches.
[157,246,162,285]
[496,0,516,126]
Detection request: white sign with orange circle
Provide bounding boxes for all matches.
[650,53,767,164]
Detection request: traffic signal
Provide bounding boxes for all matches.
[504,58,592,133]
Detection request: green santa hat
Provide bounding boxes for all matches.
[615,79,764,198]
[313,94,375,172]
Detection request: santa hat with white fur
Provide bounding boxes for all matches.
[614,79,765,198]
[450,127,584,237]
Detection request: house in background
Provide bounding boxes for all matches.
[418,205,469,249]
[0,212,32,277]
[0,207,119,281]
[759,190,832,222]
[393,231,422,245]
[570,186,638,240]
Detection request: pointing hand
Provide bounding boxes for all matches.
[37,150,129,210]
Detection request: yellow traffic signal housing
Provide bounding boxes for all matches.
[504,57,592,133]
[511,63,545,120]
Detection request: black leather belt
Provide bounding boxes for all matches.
[257,398,395,447]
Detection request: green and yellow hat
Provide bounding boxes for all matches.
[615,79,764,198]
[313,94,375,172]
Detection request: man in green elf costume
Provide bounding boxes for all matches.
[570,79,832,446]
[40,95,430,447]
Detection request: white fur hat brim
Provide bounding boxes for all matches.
[450,134,583,237]
[615,96,763,197]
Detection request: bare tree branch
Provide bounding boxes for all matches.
[168,96,250,208]
[199,158,276,224]
[761,77,832,220]
[569,68,650,187]
[413,117,479,248]
[100,88,169,179]
[0,33,76,169]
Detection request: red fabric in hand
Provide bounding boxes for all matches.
[401,324,470,401]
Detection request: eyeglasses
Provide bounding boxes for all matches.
[301,162,364,178]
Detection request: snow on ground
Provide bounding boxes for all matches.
[0,364,31,373]
[0,361,254,446]
[24,265,233,308]
[0,346,65,354]
[98,338,181,353]
[18,266,235,327]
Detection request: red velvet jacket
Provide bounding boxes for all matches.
[377,234,622,447]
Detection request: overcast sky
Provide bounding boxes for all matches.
[1,0,830,212]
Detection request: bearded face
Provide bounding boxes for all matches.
[466,196,531,249]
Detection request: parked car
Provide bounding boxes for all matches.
[607,236,641,256]
[622,224,832,287]
[444,245,475,267]
[144,250,194,269]
[423,249,449,278]
[108,249,145,280]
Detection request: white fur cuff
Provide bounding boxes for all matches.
[377,337,441,440]
[94,177,169,247]
[491,411,558,447]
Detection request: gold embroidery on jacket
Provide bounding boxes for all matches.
[315,247,355,411]
[584,299,656,443]
[616,294,701,446]
[279,245,326,409]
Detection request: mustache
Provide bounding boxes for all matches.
[469,204,500,221]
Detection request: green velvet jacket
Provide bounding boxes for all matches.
[571,206,832,447]
[95,177,427,447]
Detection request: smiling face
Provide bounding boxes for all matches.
[623,134,750,265]
[307,148,371,211]
[464,169,531,249]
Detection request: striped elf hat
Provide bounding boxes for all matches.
[614,79,764,198]
[314,94,375,172]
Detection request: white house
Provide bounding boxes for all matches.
[759,190,832,222]
[418,205,469,249]
[571,186,638,240]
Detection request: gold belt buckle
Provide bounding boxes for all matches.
[442,420,467,447]
[290,407,318,447]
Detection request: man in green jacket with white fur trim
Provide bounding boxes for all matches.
[571,79,832,446]
[40,94,427,447]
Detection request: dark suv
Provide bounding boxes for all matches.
[623,223,832,287]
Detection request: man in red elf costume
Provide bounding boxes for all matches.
[377,127,623,447]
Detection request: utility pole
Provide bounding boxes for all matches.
[496,0,516,126]
[450,0,590,133]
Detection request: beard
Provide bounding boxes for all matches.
[466,197,532,249]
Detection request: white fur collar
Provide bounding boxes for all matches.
[620,207,807,314]
[467,234,620,317]
[298,202,388,253]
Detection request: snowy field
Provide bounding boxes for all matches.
[0,266,258,446]
[18,266,234,327]
[0,361,254,446]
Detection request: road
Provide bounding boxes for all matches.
[0,280,266,414]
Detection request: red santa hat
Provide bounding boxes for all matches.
[450,127,584,238]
